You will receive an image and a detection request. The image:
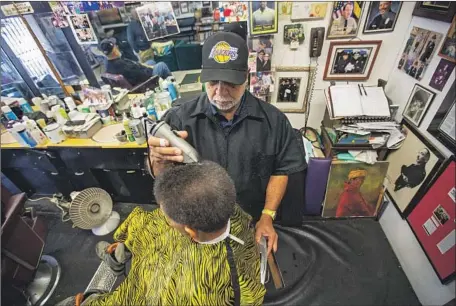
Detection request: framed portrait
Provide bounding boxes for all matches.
[412,1,456,23]
[438,16,456,63]
[248,1,278,35]
[397,27,443,81]
[250,71,274,103]
[402,84,436,127]
[290,2,328,21]
[68,14,98,44]
[429,59,455,91]
[407,156,456,284]
[322,161,389,218]
[327,1,364,39]
[283,24,304,45]
[136,2,180,41]
[269,66,315,113]
[427,81,456,152]
[384,120,444,218]
[179,1,189,14]
[323,40,381,81]
[362,1,402,34]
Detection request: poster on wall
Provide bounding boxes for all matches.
[291,2,328,21]
[218,2,248,23]
[384,120,444,218]
[402,84,436,127]
[407,157,456,284]
[322,161,389,217]
[250,72,274,102]
[438,16,456,63]
[397,27,443,81]
[362,1,402,34]
[248,1,278,35]
[429,59,455,91]
[68,14,98,44]
[327,1,364,40]
[136,2,180,41]
[323,40,381,81]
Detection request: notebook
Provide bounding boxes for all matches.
[328,85,391,118]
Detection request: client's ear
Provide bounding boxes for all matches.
[184,226,197,240]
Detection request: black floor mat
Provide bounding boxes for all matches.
[42,209,419,305]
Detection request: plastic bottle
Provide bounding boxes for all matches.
[51,105,69,124]
[123,113,135,142]
[146,103,158,121]
[12,122,37,147]
[131,104,142,119]
[167,82,178,101]
[23,116,48,145]
[19,99,34,113]
[1,106,18,120]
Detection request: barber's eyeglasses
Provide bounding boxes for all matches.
[208,80,237,88]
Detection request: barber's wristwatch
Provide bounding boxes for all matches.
[261,209,276,220]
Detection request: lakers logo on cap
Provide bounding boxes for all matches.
[209,41,238,64]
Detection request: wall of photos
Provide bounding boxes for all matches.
[379,12,455,306]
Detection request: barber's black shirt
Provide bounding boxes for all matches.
[105,58,153,87]
[164,91,306,219]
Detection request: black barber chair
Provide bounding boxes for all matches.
[1,185,60,306]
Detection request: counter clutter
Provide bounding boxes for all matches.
[1,76,181,149]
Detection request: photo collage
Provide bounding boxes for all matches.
[248,36,274,102]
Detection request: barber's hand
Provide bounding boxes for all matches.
[255,214,278,256]
[148,131,188,164]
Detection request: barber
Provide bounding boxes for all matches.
[147,31,305,255]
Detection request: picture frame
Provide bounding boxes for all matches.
[412,1,456,23]
[438,16,456,63]
[179,1,189,14]
[68,14,98,44]
[429,58,455,92]
[323,40,381,81]
[397,27,443,81]
[136,2,180,41]
[406,156,456,284]
[283,24,304,45]
[269,66,315,113]
[362,1,402,34]
[427,81,456,152]
[322,160,390,218]
[290,2,328,21]
[402,84,436,127]
[384,120,444,218]
[327,1,365,40]
[248,1,278,36]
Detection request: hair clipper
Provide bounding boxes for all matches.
[149,121,200,164]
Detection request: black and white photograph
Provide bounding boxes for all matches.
[324,41,381,81]
[277,77,301,102]
[363,1,402,34]
[385,120,444,217]
[397,26,443,81]
[68,14,98,44]
[136,2,180,41]
[403,84,436,127]
[283,24,305,44]
[433,205,450,225]
[249,1,278,35]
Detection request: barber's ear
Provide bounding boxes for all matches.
[184,226,197,239]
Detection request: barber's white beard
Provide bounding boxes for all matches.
[210,96,241,111]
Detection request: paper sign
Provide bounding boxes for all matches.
[423,218,438,236]
[1,2,34,16]
[449,187,456,203]
[437,229,456,254]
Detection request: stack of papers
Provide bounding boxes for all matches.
[335,122,405,149]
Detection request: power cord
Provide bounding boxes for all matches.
[28,194,71,222]
[304,58,318,130]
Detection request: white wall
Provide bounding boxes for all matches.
[273,2,417,129]
[274,2,455,304]
[379,8,455,306]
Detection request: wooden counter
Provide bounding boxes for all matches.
[1,137,147,149]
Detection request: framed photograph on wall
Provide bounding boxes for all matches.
[283,24,304,44]
[136,2,180,41]
[322,161,389,218]
[68,14,98,44]
[269,66,315,113]
[179,1,189,14]
[397,26,443,81]
[427,81,456,152]
[323,40,381,81]
[402,84,436,127]
[327,1,364,39]
[438,16,456,63]
[384,120,444,218]
[412,1,456,23]
[248,1,278,35]
[290,2,328,21]
[407,156,456,284]
[362,1,402,34]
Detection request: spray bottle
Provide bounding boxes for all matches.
[123,113,135,142]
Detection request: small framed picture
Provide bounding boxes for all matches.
[323,40,382,81]
[362,1,402,34]
[269,66,316,113]
[412,1,456,23]
[248,1,278,36]
[180,1,189,14]
[429,58,455,92]
[327,1,365,39]
[403,84,436,127]
[283,24,304,45]
[438,16,456,63]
